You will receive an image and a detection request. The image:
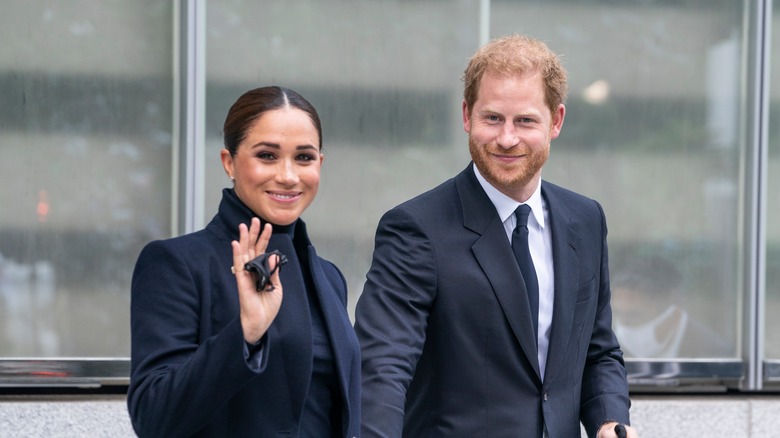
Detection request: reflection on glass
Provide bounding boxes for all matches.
[612,253,733,358]
[0,0,757,370]
[490,0,744,359]
[204,1,480,317]
[0,2,173,357]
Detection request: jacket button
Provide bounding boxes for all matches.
[543,392,549,401]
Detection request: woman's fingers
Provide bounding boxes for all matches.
[233,223,248,272]
[232,219,275,285]
[255,221,272,255]
[267,253,283,291]
[246,218,261,260]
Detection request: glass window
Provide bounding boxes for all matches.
[0,2,174,359]
[765,0,780,367]
[1,0,773,392]
[203,0,748,371]
[490,0,745,363]
[204,0,482,317]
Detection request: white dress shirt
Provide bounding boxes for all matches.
[473,166,555,380]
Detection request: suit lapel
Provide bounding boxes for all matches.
[269,232,312,417]
[290,220,356,394]
[456,165,541,379]
[540,183,583,385]
[308,246,356,401]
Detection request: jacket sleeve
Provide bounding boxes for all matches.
[354,206,437,438]
[127,240,269,438]
[579,201,632,437]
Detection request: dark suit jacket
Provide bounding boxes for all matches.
[128,189,360,438]
[355,164,630,438]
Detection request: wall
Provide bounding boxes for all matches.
[1,395,779,437]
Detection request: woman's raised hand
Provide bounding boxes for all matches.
[232,218,283,344]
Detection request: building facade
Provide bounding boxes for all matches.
[2,1,780,435]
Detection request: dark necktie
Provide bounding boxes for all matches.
[512,204,539,339]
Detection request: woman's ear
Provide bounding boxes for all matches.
[220,149,234,180]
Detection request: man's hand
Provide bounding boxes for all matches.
[597,421,639,438]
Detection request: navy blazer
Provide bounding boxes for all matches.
[355,164,630,438]
[128,189,360,438]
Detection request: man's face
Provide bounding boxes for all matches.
[463,71,564,202]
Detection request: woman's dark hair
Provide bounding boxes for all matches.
[223,86,322,155]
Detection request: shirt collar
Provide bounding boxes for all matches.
[472,164,546,229]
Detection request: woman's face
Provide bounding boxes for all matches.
[221,107,323,226]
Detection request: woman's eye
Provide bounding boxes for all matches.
[297,154,316,162]
[257,152,276,160]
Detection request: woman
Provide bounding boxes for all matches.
[127,86,360,437]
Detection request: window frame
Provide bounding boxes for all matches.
[0,0,777,394]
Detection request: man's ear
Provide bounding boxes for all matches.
[550,104,565,140]
[462,100,472,133]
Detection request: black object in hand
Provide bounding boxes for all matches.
[244,250,287,291]
[614,423,627,438]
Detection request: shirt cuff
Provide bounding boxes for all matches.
[242,335,267,371]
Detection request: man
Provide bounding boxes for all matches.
[355,35,638,437]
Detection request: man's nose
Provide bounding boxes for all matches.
[496,123,519,149]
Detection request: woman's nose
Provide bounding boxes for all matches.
[276,160,299,185]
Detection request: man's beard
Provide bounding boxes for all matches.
[468,134,548,196]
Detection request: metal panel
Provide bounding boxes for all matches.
[763,360,780,382]
[176,0,207,235]
[627,360,743,392]
[0,359,129,388]
[741,0,772,391]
